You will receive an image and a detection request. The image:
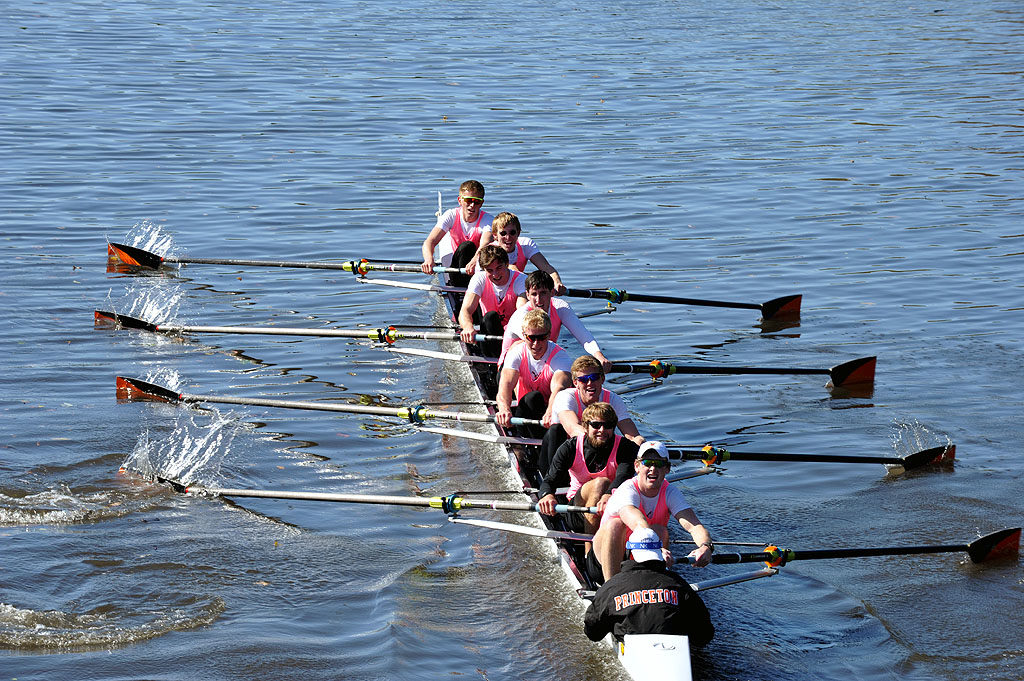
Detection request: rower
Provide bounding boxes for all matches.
[536,402,639,541]
[591,441,714,582]
[499,271,612,372]
[421,179,492,286]
[583,527,714,647]
[495,309,571,439]
[473,212,566,294]
[458,244,527,355]
[537,354,643,474]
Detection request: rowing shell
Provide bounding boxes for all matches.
[434,276,698,680]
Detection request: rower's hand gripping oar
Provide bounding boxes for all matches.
[94,310,502,343]
[678,443,955,472]
[675,528,1021,567]
[115,376,543,427]
[157,477,597,515]
[607,356,876,389]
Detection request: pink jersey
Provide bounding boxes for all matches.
[567,434,621,499]
[449,211,486,249]
[498,301,563,363]
[480,269,525,327]
[511,341,565,401]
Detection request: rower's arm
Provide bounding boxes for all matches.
[529,252,565,294]
[458,292,482,344]
[542,371,572,427]
[617,418,645,446]
[676,508,713,567]
[558,409,586,440]
[420,226,445,274]
[495,367,518,427]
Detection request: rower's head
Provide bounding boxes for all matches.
[521,308,551,358]
[525,270,554,310]
[477,244,510,284]
[626,527,664,564]
[458,180,485,221]
[571,355,605,399]
[582,401,617,448]
[634,440,671,492]
[491,212,521,253]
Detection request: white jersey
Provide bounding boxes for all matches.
[502,342,572,377]
[604,481,692,521]
[550,386,630,426]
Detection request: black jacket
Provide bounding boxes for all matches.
[583,559,714,646]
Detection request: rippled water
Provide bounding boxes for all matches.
[2,1,1023,680]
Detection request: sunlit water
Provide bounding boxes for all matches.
[2,1,1022,680]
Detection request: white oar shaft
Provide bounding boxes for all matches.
[184,486,596,514]
[159,324,498,342]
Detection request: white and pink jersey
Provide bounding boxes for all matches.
[567,434,622,499]
[600,479,690,530]
[505,236,540,272]
[502,340,571,401]
[499,297,601,363]
[550,386,629,426]
[466,269,526,328]
[435,207,493,266]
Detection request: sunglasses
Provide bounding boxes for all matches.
[639,458,671,470]
[460,196,484,205]
[574,373,602,383]
[497,230,519,236]
[586,420,615,430]
[525,332,549,342]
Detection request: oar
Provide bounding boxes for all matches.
[676,528,1021,566]
[359,277,801,321]
[115,376,542,427]
[94,310,501,343]
[158,478,596,515]
[671,444,955,471]
[607,356,876,388]
[106,242,458,274]
[564,289,801,321]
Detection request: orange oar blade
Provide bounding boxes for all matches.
[115,376,181,403]
[107,242,164,272]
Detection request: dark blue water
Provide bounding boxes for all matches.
[2,1,1022,679]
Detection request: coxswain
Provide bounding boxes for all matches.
[583,527,714,647]
[536,402,639,543]
[458,244,527,354]
[495,309,571,439]
[536,354,643,474]
[592,441,714,582]
[421,179,492,286]
[499,271,611,372]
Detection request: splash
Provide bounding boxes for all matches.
[890,418,953,455]
[123,390,245,487]
[0,485,137,526]
[0,597,225,651]
[118,219,176,258]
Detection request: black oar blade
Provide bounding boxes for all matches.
[107,242,164,271]
[899,445,956,471]
[966,528,1021,563]
[828,356,876,388]
[155,475,188,493]
[115,376,183,403]
[761,294,802,321]
[94,310,159,332]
